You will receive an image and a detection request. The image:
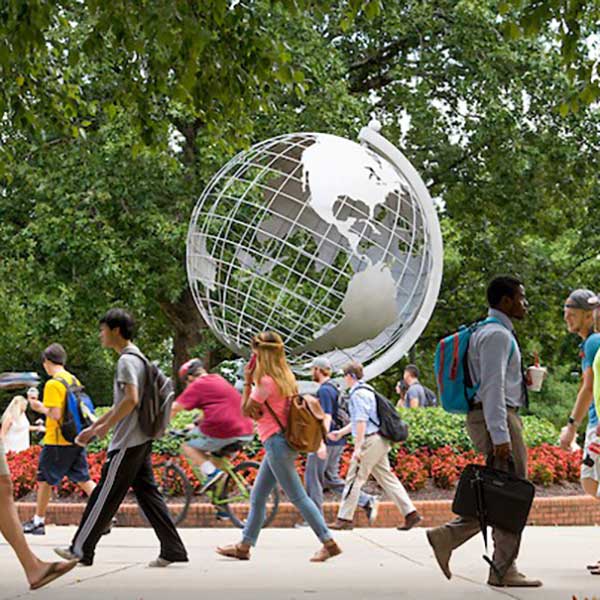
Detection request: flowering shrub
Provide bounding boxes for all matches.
[394,449,428,491]
[5,446,41,499]
[4,442,586,498]
[528,444,582,486]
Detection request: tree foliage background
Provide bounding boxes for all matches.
[1,0,598,428]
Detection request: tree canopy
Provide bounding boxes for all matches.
[1,0,598,414]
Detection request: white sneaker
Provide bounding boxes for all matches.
[365,498,380,526]
[148,557,172,568]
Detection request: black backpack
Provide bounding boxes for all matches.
[352,384,409,443]
[321,381,350,431]
[423,386,438,408]
[122,349,174,439]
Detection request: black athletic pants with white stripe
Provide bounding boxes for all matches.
[70,441,188,564]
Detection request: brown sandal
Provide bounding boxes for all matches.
[310,540,342,562]
[30,560,78,590]
[216,543,251,561]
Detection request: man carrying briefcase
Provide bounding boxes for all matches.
[427,276,542,588]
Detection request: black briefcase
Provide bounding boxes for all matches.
[452,460,535,534]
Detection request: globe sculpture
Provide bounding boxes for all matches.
[186,123,443,380]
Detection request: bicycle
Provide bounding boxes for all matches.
[144,430,279,528]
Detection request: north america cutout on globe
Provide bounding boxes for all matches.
[187,132,432,373]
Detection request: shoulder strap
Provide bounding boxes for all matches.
[349,384,373,397]
[122,348,149,364]
[479,318,517,363]
[350,385,380,428]
[53,376,72,391]
[264,399,287,433]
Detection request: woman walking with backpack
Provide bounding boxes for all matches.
[217,331,342,562]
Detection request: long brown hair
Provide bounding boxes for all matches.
[252,331,297,398]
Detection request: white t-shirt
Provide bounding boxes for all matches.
[4,413,30,453]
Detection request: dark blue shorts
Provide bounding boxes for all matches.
[37,445,90,486]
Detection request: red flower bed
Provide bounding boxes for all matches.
[394,448,428,491]
[528,444,582,486]
[4,443,586,499]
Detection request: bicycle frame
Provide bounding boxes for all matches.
[180,452,251,507]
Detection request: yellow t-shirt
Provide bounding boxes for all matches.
[43,369,78,446]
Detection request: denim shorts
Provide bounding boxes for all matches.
[0,440,8,477]
[37,445,90,486]
[186,431,253,453]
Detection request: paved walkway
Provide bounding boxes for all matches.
[1,526,598,599]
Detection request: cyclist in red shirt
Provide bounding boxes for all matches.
[171,359,254,479]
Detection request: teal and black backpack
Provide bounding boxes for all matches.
[434,318,515,414]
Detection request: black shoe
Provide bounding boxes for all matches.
[23,519,45,535]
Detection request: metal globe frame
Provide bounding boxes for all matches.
[186,125,443,381]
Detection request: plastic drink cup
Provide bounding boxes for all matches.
[527,365,547,392]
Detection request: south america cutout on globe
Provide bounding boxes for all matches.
[187,123,443,380]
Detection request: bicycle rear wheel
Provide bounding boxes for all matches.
[219,461,280,529]
[138,462,193,527]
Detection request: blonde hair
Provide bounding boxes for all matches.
[1,395,28,425]
[252,331,297,398]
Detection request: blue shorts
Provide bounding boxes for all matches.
[186,431,253,453]
[37,445,90,486]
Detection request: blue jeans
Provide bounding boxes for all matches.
[242,432,332,546]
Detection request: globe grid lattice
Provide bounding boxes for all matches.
[187,131,442,378]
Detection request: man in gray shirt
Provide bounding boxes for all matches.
[426,277,542,588]
[403,365,428,408]
[55,309,188,568]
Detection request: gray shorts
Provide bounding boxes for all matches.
[186,430,253,453]
[581,428,600,482]
[0,440,9,477]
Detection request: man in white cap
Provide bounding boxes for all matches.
[560,290,600,501]
[300,356,378,527]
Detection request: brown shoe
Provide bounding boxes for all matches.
[397,511,423,531]
[426,527,452,580]
[310,540,342,562]
[328,519,354,531]
[216,543,251,561]
[488,571,543,587]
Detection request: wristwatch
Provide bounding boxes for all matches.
[568,416,578,427]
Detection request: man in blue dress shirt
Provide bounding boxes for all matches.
[427,276,542,588]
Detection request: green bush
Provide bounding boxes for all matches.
[527,367,579,432]
[522,415,560,447]
[400,407,558,452]
[400,408,472,452]
[79,405,560,456]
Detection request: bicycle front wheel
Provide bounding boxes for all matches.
[139,462,192,527]
[219,461,280,529]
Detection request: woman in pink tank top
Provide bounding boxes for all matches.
[216,331,341,563]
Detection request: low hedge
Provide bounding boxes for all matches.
[398,407,559,452]
[83,406,558,456]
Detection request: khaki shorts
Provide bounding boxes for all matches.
[0,439,9,477]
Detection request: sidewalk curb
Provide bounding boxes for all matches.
[16,495,600,528]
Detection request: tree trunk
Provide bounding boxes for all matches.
[160,288,213,393]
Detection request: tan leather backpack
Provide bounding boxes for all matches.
[265,394,327,453]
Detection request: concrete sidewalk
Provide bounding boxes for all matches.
[1,526,598,599]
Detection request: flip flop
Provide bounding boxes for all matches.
[30,560,78,590]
